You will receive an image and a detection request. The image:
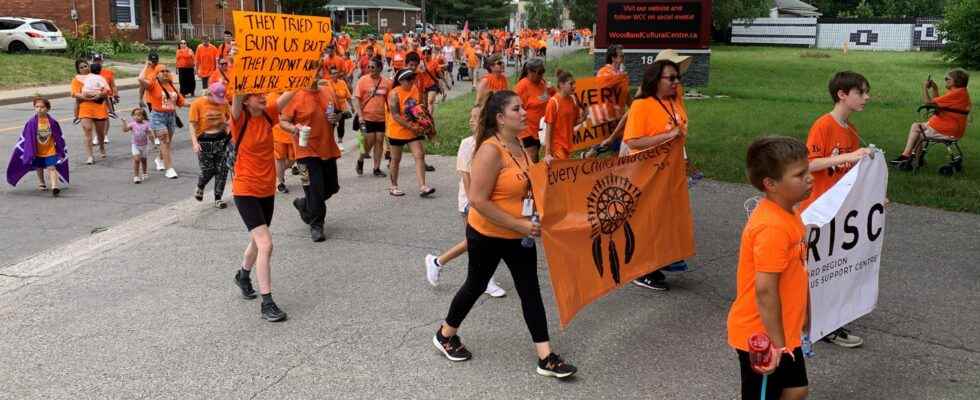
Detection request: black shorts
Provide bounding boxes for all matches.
[363,120,385,134]
[737,348,808,400]
[388,136,422,146]
[235,195,275,231]
[521,137,541,148]
[425,84,440,94]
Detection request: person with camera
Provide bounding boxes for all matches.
[891,69,971,166]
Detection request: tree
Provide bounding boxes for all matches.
[809,0,945,18]
[527,0,560,29]
[566,0,595,28]
[281,0,330,16]
[713,0,769,31]
[425,0,514,28]
[940,0,980,68]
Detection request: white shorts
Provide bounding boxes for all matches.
[132,143,149,158]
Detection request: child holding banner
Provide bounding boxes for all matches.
[542,69,587,163]
[801,71,874,348]
[433,90,577,379]
[728,136,813,400]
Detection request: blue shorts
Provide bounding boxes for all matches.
[149,111,176,132]
[32,155,58,168]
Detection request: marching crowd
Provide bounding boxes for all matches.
[4,19,972,399]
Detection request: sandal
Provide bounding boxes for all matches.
[419,187,436,197]
[389,188,405,197]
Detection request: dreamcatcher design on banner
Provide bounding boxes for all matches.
[587,175,642,284]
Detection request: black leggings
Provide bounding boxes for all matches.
[336,115,347,139]
[445,225,550,343]
[196,133,229,199]
[297,157,339,227]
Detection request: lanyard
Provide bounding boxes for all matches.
[655,97,680,128]
[496,136,533,198]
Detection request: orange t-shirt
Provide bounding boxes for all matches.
[267,93,292,145]
[800,114,861,211]
[467,137,532,239]
[176,48,194,68]
[35,117,56,157]
[416,60,441,91]
[145,80,185,113]
[597,64,623,77]
[195,44,219,78]
[385,85,422,140]
[623,96,688,155]
[515,77,555,140]
[727,198,808,351]
[99,69,117,96]
[281,88,342,160]
[188,97,231,135]
[218,42,233,62]
[483,73,509,93]
[231,103,280,198]
[355,75,393,123]
[326,79,351,111]
[71,77,109,119]
[544,94,580,157]
[928,88,971,139]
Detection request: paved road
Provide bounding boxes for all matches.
[0,44,978,399]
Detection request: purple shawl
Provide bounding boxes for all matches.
[6,114,69,186]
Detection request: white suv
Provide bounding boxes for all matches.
[0,17,67,52]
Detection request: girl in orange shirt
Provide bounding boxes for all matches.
[542,69,587,163]
[513,58,555,161]
[386,69,434,197]
[229,89,296,322]
[434,90,578,379]
[175,40,196,97]
[326,65,355,144]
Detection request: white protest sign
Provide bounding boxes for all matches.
[801,154,888,340]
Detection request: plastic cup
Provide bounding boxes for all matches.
[298,125,311,147]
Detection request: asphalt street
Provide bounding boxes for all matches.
[0,44,978,399]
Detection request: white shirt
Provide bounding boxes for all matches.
[442,45,455,63]
[456,136,476,213]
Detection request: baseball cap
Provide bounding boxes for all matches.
[208,82,227,104]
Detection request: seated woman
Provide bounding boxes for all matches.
[892,69,971,164]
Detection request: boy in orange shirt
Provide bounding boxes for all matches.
[728,136,814,400]
[801,71,873,347]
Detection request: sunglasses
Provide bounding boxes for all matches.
[661,75,682,83]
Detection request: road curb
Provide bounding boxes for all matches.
[0,82,142,107]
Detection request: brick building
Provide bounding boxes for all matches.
[0,0,281,43]
[324,0,422,35]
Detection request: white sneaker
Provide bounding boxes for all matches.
[154,138,161,146]
[485,279,506,298]
[425,254,441,286]
[85,156,94,165]
[142,173,149,180]
[133,176,141,184]
[103,137,110,144]
[165,168,178,179]
[154,158,165,171]
[91,137,98,145]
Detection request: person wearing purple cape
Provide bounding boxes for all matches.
[6,97,69,196]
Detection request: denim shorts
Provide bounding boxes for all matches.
[149,111,176,132]
[32,155,58,168]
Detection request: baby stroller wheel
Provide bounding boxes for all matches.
[953,159,964,172]
[938,165,954,176]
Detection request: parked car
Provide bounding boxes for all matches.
[0,17,67,52]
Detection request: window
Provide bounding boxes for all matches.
[30,21,59,32]
[347,9,368,25]
[0,19,25,31]
[115,0,138,25]
[255,0,266,12]
[178,0,190,24]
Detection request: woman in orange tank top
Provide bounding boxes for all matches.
[470,54,510,138]
[385,69,434,197]
[434,90,578,379]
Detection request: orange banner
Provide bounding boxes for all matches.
[530,138,695,327]
[569,75,629,152]
[231,11,332,94]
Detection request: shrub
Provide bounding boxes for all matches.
[90,42,116,58]
[342,24,378,40]
[186,38,203,51]
[940,0,980,69]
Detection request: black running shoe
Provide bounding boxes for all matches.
[433,329,472,362]
[633,271,669,291]
[234,271,257,299]
[890,155,911,165]
[356,159,364,176]
[373,168,387,177]
[425,164,436,172]
[537,353,577,379]
[293,197,312,225]
[311,225,326,242]
[261,302,288,322]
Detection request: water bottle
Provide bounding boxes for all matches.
[356,131,366,154]
[521,215,539,248]
[801,334,815,358]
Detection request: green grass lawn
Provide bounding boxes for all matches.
[432,46,980,214]
[0,52,136,90]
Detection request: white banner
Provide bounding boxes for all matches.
[801,154,888,340]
